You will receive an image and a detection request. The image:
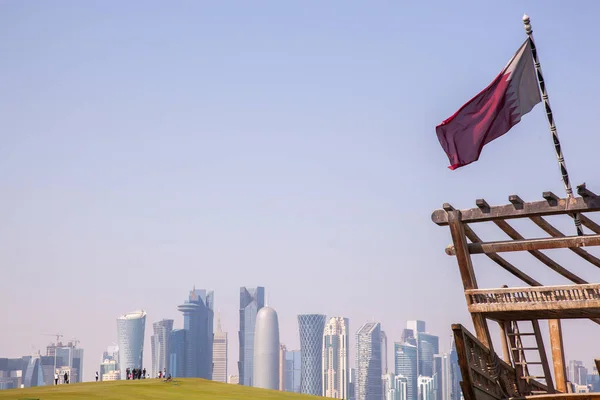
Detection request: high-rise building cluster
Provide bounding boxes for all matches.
[0,339,84,390]
[4,286,600,399]
[107,285,465,400]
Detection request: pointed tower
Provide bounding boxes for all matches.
[212,312,228,382]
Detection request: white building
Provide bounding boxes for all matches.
[116,310,146,379]
[418,376,435,400]
[322,317,350,398]
[253,306,280,389]
[383,372,408,400]
[212,313,228,382]
[356,322,382,400]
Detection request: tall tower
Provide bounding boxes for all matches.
[116,310,146,380]
[381,330,388,374]
[253,306,280,389]
[177,287,214,378]
[395,342,418,400]
[298,314,326,396]
[322,317,350,399]
[238,286,265,386]
[417,332,439,377]
[355,322,382,400]
[151,319,173,377]
[212,313,228,382]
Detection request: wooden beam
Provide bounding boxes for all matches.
[577,183,597,199]
[543,192,560,206]
[432,195,600,226]
[595,359,600,375]
[532,319,555,394]
[463,223,541,286]
[448,211,493,350]
[476,198,491,213]
[530,216,600,268]
[548,320,568,393]
[578,214,600,234]
[493,220,587,284]
[445,233,600,257]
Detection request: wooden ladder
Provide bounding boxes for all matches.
[505,320,555,395]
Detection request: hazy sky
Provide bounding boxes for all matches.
[2,0,600,382]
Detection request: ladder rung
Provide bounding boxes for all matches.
[511,347,539,350]
[515,361,543,365]
[508,332,536,336]
[523,376,547,379]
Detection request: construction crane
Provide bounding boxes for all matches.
[69,338,80,348]
[41,333,63,372]
[42,333,64,345]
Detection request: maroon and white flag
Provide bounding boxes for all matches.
[436,39,541,170]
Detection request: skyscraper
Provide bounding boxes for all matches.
[177,287,214,379]
[285,349,302,393]
[322,317,350,399]
[395,342,418,400]
[253,306,280,390]
[212,313,228,383]
[298,314,326,396]
[418,376,435,400]
[381,331,388,374]
[417,333,439,377]
[355,322,382,400]
[238,286,265,386]
[448,338,461,400]
[116,310,146,380]
[169,329,187,378]
[406,321,426,335]
[151,319,173,377]
[279,344,287,391]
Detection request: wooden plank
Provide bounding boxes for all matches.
[432,195,600,226]
[493,220,587,284]
[498,321,511,364]
[445,233,600,256]
[548,320,568,393]
[532,320,555,394]
[530,216,600,268]
[453,324,477,400]
[448,211,493,350]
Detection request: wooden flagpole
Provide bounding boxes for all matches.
[523,14,583,236]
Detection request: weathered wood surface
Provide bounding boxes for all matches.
[449,211,494,350]
[432,195,600,226]
[530,216,600,268]
[513,395,600,400]
[445,234,600,256]
[452,324,547,400]
[465,284,600,320]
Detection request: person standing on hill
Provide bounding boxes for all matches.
[95,371,99,382]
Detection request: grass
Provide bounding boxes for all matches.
[0,378,320,400]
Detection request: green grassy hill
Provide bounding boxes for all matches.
[0,378,320,400]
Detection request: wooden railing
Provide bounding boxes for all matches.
[467,284,600,305]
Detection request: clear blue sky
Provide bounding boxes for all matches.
[2,0,600,381]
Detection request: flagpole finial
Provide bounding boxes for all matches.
[522,14,532,35]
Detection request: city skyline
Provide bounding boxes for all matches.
[3,1,600,388]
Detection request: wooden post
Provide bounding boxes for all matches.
[498,321,511,364]
[548,319,568,393]
[448,210,494,350]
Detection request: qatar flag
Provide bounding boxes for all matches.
[436,39,541,170]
